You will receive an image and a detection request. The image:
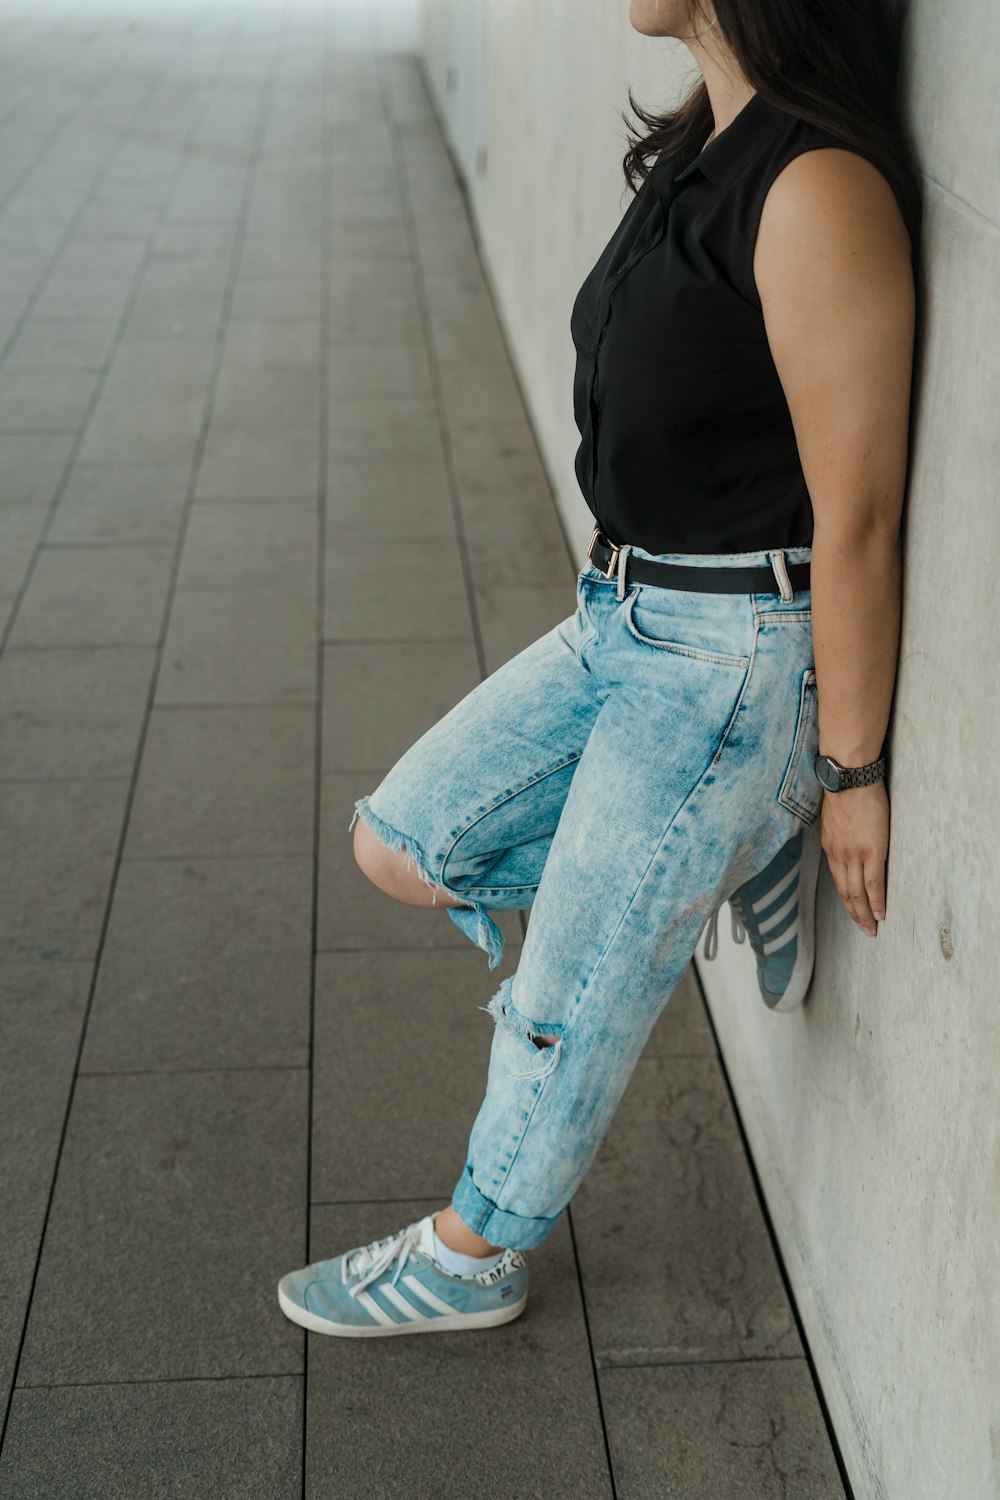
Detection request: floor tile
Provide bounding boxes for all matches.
[326,458,456,540]
[167,172,249,227]
[328,290,424,344]
[600,1362,844,1499]
[322,640,482,772]
[80,856,313,1072]
[153,222,239,257]
[461,487,575,589]
[54,240,149,280]
[572,1055,802,1364]
[125,705,315,858]
[48,462,191,546]
[0,433,75,510]
[4,317,118,371]
[32,275,133,322]
[0,1378,303,1500]
[329,221,411,263]
[195,427,320,499]
[16,1069,307,1384]
[311,948,520,1202]
[437,359,530,426]
[448,414,554,497]
[327,396,444,463]
[78,342,215,465]
[474,581,576,676]
[0,961,92,1411]
[156,503,318,705]
[0,646,154,779]
[7,545,174,646]
[239,238,324,277]
[222,318,321,372]
[0,370,101,429]
[0,780,128,961]
[229,277,321,321]
[327,342,434,398]
[209,364,321,437]
[161,628,317,705]
[120,292,223,344]
[0,509,47,597]
[325,535,471,641]
[137,252,231,305]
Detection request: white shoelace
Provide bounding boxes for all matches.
[341,1221,424,1299]
[703,903,747,961]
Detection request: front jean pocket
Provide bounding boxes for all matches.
[622,588,750,668]
[777,667,823,825]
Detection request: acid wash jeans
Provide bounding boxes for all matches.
[349,542,822,1252]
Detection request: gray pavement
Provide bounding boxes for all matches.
[0,4,847,1496]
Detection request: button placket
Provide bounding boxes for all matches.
[587,198,667,513]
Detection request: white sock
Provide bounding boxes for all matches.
[431,1226,505,1278]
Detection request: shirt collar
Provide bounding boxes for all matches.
[658,90,774,194]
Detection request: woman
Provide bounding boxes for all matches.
[278,0,920,1336]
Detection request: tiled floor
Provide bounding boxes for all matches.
[0,4,846,1496]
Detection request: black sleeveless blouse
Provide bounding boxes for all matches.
[570,91,919,555]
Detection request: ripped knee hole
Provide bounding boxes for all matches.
[482,982,564,1048]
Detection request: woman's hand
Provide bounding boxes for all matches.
[820,781,889,937]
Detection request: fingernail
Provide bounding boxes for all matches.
[873,911,885,921]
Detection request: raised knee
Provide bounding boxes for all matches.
[353,817,401,894]
[353,816,460,909]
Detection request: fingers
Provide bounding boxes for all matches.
[846,857,876,936]
[824,847,887,937]
[865,862,886,924]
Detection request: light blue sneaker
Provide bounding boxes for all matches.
[277,1213,528,1337]
[702,819,822,1013]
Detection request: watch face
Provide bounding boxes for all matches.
[814,754,840,792]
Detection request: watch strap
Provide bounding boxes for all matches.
[815,752,887,790]
[838,756,886,788]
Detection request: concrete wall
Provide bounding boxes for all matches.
[418,4,1000,1497]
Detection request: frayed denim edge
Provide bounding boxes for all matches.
[349,795,441,899]
[479,977,563,1081]
[349,795,506,970]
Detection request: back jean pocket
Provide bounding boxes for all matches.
[777,667,822,825]
[623,588,750,668]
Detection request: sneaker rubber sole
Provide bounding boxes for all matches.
[277,1281,528,1337]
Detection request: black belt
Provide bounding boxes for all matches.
[586,527,811,596]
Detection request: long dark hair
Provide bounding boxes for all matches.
[622,0,921,243]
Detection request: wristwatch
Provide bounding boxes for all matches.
[813,751,887,792]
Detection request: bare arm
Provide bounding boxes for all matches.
[754,145,916,936]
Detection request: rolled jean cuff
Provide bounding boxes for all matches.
[450,1162,564,1252]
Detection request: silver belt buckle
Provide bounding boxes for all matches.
[587,525,620,581]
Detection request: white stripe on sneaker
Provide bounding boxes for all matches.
[353,1289,397,1326]
[763,920,798,955]
[379,1283,431,1321]
[401,1274,455,1315]
[759,888,798,936]
[751,857,801,915]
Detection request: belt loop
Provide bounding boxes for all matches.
[615,543,632,602]
[768,549,794,603]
